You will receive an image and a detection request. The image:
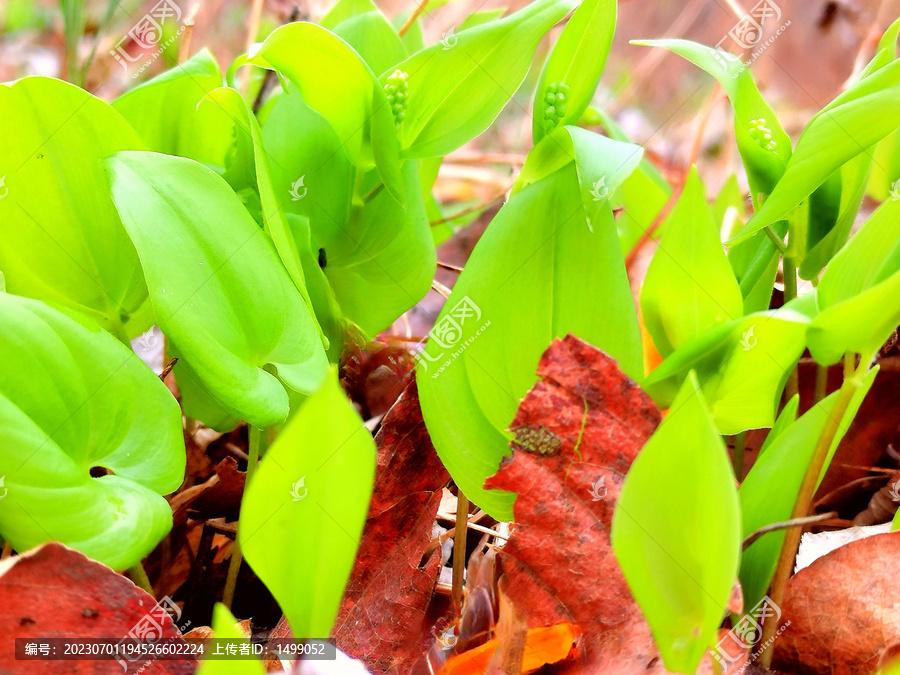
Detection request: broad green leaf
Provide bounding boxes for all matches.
[799,154,871,280]
[240,371,375,639]
[331,10,406,76]
[112,49,229,166]
[739,368,876,608]
[106,151,328,429]
[645,295,814,434]
[197,87,318,324]
[262,88,435,343]
[612,372,740,674]
[459,8,507,30]
[0,293,184,569]
[532,0,615,143]
[757,393,798,457]
[808,197,900,364]
[419,161,641,521]
[730,58,900,244]
[0,76,148,340]
[246,22,404,204]
[592,109,672,253]
[389,0,578,158]
[632,39,790,201]
[640,167,743,357]
[196,604,265,675]
[512,125,644,230]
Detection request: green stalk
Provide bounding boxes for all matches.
[222,424,263,609]
[732,431,747,478]
[813,363,828,404]
[782,256,799,400]
[451,491,469,612]
[759,352,866,666]
[128,561,154,595]
[59,0,87,86]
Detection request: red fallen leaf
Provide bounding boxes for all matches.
[483,334,663,673]
[341,337,417,420]
[273,381,450,674]
[0,542,194,674]
[772,530,900,675]
[441,623,580,674]
[484,334,747,674]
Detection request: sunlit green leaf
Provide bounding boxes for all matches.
[0,293,184,569]
[0,76,149,340]
[196,604,265,675]
[419,152,641,521]
[240,370,375,638]
[808,197,900,364]
[106,150,328,429]
[390,0,578,158]
[612,372,740,674]
[739,368,876,608]
[640,167,743,357]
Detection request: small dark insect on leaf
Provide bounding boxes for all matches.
[511,425,562,456]
[318,247,327,268]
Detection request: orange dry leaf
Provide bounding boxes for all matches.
[439,623,580,675]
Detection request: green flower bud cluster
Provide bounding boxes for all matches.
[542,81,569,135]
[748,118,777,152]
[384,70,409,125]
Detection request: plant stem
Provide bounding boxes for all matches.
[758,354,865,666]
[763,225,788,255]
[814,363,828,404]
[732,431,747,479]
[782,256,799,400]
[222,425,263,610]
[128,561,155,596]
[452,491,469,612]
[398,0,430,36]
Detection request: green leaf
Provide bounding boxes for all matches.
[0,293,184,569]
[197,87,318,324]
[532,0,615,143]
[240,370,375,639]
[640,167,743,357]
[262,88,435,343]
[196,605,265,675]
[246,22,404,204]
[331,7,406,76]
[112,49,229,166]
[459,8,507,30]
[612,372,740,674]
[808,197,900,364]
[419,158,641,521]
[632,39,790,201]
[106,150,328,429]
[512,125,644,230]
[0,76,149,340]
[645,295,814,434]
[730,58,900,244]
[389,0,578,158]
[739,368,876,608]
